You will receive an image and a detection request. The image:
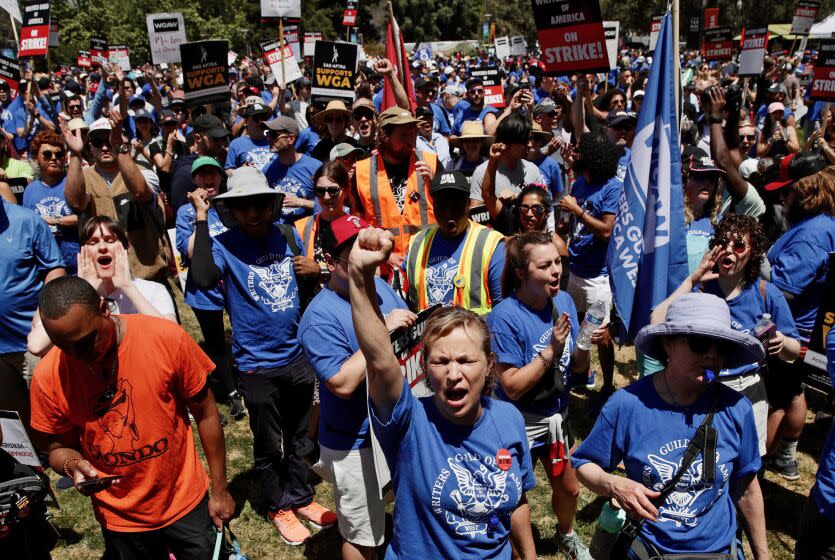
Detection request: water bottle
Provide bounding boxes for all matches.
[577,300,607,351]
[589,499,627,560]
[753,313,776,345]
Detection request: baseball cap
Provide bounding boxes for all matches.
[329,143,365,161]
[633,89,645,99]
[378,107,417,128]
[191,156,223,176]
[160,110,178,125]
[67,118,89,132]
[170,90,186,104]
[430,170,470,196]
[441,84,459,96]
[263,116,300,136]
[682,146,724,174]
[603,111,637,128]
[414,76,438,90]
[245,102,271,117]
[192,115,229,138]
[322,215,370,255]
[767,102,785,114]
[767,82,783,95]
[351,97,378,116]
[533,98,557,116]
[128,94,145,106]
[415,105,434,119]
[89,118,112,135]
[763,152,828,191]
[133,108,153,121]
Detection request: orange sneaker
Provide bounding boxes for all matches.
[293,501,337,529]
[269,509,311,545]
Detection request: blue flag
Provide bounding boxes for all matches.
[607,12,688,339]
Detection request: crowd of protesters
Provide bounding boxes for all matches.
[1,31,835,560]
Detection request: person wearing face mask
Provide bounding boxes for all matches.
[310,100,361,163]
[573,293,769,559]
[348,227,538,560]
[403,171,505,314]
[488,232,595,560]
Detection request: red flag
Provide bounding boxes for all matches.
[382,10,416,112]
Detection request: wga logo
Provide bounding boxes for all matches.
[200,46,208,63]
[627,116,672,254]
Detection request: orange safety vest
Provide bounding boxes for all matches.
[294,214,320,258]
[354,150,437,255]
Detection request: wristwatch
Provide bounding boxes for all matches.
[116,143,131,155]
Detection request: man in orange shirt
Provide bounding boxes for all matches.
[29,276,234,559]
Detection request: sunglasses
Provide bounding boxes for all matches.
[315,186,342,197]
[89,136,111,149]
[325,115,346,124]
[611,99,626,106]
[468,88,484,95]
[41,149,65,160]
[685,335,730,355]
[67,105,83,112]
[353,109,375,121]
[519,204,546,216]
[267,130,292,140]
[740,134,756,141]
[725,238,748,254]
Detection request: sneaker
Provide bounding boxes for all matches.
[293,501,337,530]
[556,530,593,560]
[269,509,311,545]
[767,456,800,481]
[229,392,247,421]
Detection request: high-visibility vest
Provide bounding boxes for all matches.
[295,214,320,257]
[405,221,504,315]
[354,150,437,255]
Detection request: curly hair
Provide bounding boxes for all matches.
[708,214,768,284]
[598,87,626,111]
[30,131,65,160]
[790,167,835,218]
[573,133,619,184]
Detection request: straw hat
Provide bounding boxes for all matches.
[531,122,554,142]
[452,120,492,145]
[312,100,352,127]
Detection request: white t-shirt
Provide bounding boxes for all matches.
[468,159,545,201]
[106,278,176,317]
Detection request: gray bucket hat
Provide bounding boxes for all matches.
[212,167,284,229]
[635,293,765,369]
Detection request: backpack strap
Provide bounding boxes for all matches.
[277,224,301,257]
[758,278,768,308]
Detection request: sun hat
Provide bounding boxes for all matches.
[377,106,418,129]
[531,122,554,141]
[329,143,365,161]
[191,156,223,176]
[67,118,89,132]
[312,100,352,127]
[451,120,492,145]
[212,167,284,228]
[634,293,764,369]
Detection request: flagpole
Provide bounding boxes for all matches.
[387,2,403,78]
[278,18,286,88]
[672,0,680,128]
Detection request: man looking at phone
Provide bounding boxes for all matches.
[29,276,234,559]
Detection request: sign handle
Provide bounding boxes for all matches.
[279,18,286,88]
[10,13,19,45]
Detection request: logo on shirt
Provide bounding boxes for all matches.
[247,257,297,312]
[34,196,67,219]
[273,177,305,215]
[431,453,522,538]
[425,257,458,304]
[245,148,275,171]
[532,327,572,378]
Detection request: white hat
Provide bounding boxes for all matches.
[444,66,454,75]
[89,118,112,134]
[212,167,285,228]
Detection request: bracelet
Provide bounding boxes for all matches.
[63,456,82,478]
[535,351,553,369]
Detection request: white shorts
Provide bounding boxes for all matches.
[721,373,768,457]
[566,273,612,323]
[312,445,385,547]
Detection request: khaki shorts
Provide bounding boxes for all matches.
[312,445,385,547]
[566,273,612,323]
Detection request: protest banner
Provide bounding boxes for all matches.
[531,0,609,75]
[649,14,663,51]
[77,50,91,68]
[228,50,237,66]
[704,7,719,30]
[304,32,323,57]
[686,15,701,50]
[108,44,130,71]
[603,21,619,70]
[311,40,358,103]
[0,55,21,92]
[343,0,358,27]
[19,0,50,58]
[494,36,511,59]
[90,36,108,66]
[804,252,835,392]
[260,0,300,18]
[180,40,230,107]
[146,12,187,65]
[0,411,41,470]
[809,39,835,102]
[468,204,494,227]
[0,0,21,22]
[283,21,302,62]
[470,67,505,108]
[791,0,820,36]
[702,25,733,62]
[739,27,768,77]
[261,39,302,85]
[510,35,527,56]
[48,21,58,47]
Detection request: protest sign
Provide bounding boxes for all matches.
[0,411,41,469]
[809,39,835,102]
[702,26,733,62]
[261,39,302,85]
[77,50,91,68]
[494,36,511,60]
[603,21,619,70]
[283,21,302,61]
[469,204,494,227]
[470,67,505,108]
[166,229,188,292]
[90,36,108,66]
[704,7,719,29]
[228,50,237,66]
[108,44,130,71]
[343,0,358,27]
[0,55,20,91]
[260,0,300,18]
[19,0,50,58]
[311,40,358,103]
[649,15,663,51]
[180,40,230,107]
[686,15,701,50]
[804,252,835,392]
[791,0,820,36]
[531,0,609,75]
[48,21,58,47]
[304,32,323,57]
[0,0,21,22]
[739,27,768,77]
[147,12,187,65]
[390,305,439,399]
[510,35,527,56]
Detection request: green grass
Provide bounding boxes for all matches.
[48,284,825,559]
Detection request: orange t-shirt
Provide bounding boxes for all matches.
[30,314,215,532]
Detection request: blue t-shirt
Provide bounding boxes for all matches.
[568,175,622,278]
[572,377,761,555]
[299,278,408,450]
[371,381,536,560]
[225,135,276,173]
[697,280,799,378]
[686,216,714,274]
[767,214,835,336]
[0,200,64,354]
[531,155,564,199]
[175,205,227,311]
[264,154,322,222]
[812,328,835,521]
[754,104,794,131]
[488,292,579,417]
[616,148,631,182]
[403,230,506,308]
[427,103,452,136]
[294,127,320,156]
[22,177,79,275]
[452,104,499,136]
[210,225,304,371]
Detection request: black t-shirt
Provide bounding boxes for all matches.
[310,135,362,162]
[382,159,410,212]
[148,138,187,195]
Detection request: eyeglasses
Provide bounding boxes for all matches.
[685,335,730,355]
[519,204,546,216]
[68,105,83,113]
[725,238,748,254]
[611,99,626,106]
[740,134,756,141]
[89,136,111,149]
[468,88,484,95]
[315,186,342,197]
[353,109,375,121]
[41,149,65,160]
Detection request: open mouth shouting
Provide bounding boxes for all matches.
[443,386,470,411]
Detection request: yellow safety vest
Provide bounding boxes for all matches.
[405,221,504,315]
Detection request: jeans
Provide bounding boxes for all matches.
[238,353,316,512]
[192,308,237,399]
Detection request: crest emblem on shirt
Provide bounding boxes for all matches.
[247,258,297,312]
[425,257,457,304]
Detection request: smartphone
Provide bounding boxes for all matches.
[76,475,120,491]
